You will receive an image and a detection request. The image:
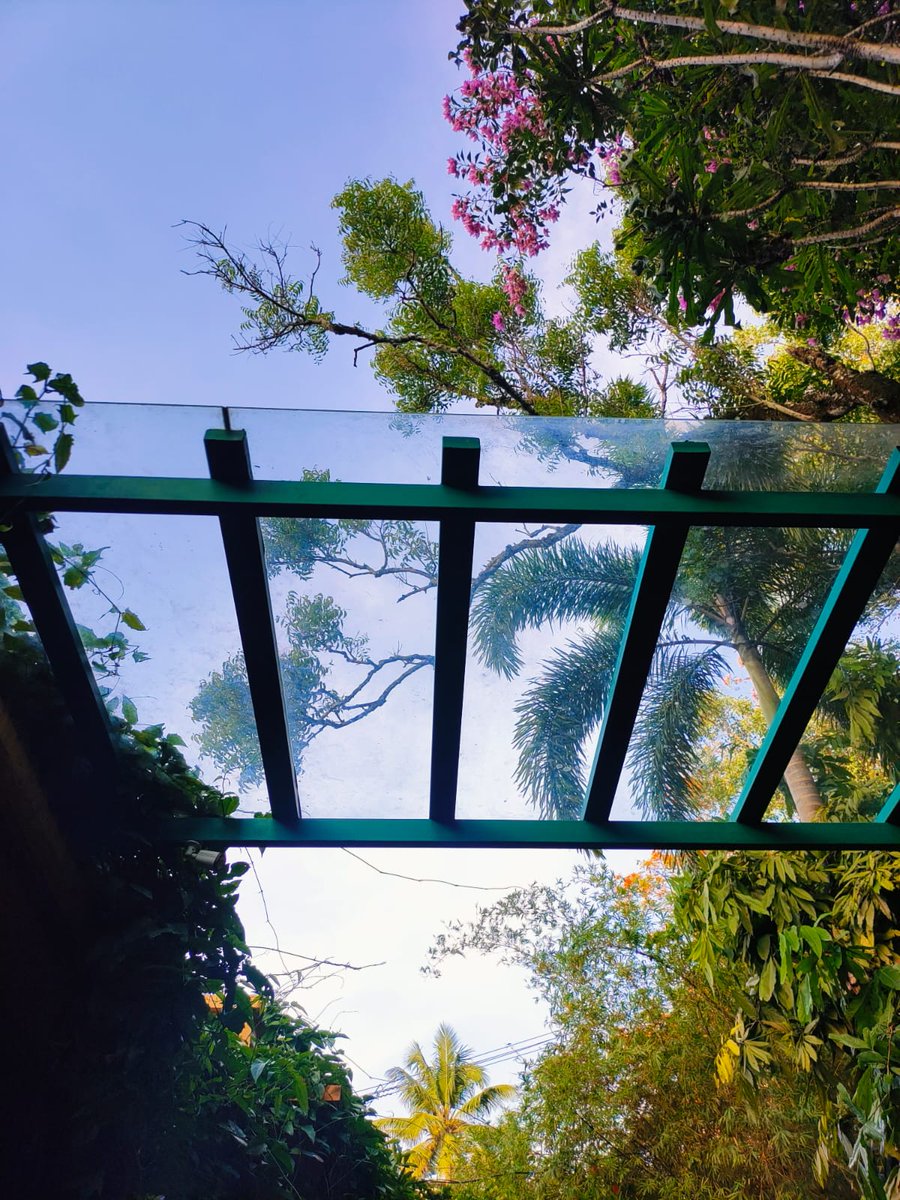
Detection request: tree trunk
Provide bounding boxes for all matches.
[713,598,823,820]
[787,345,900,423]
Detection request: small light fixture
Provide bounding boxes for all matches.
[185,841,223,868]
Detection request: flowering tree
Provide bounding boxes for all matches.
[447,0,900,341]
[189,177,900,422]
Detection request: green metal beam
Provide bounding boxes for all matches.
[583,442,710,822]
[147,815,900,851]
[732,447,900,824]
[1,473,898,527]
[0,427,119,784]
[429,438,480,823]
[875,782,900,825]
[205,430,301,822]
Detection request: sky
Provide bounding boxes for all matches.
[1,1,637,1112]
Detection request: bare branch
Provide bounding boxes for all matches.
[809,69,900,98]
[523,5,900,67]
[182,221,537,415]
[793,142,900,170]
[471,524,581,595]
[791,205,900,247]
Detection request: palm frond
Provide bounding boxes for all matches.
[472,538,640,679]
[513,626,623,818]
[627,645,726,819]
[457,1083,517,1117]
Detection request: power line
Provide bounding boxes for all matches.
[370,1033,556,1099]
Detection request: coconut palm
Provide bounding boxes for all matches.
[375,1023,516,1180]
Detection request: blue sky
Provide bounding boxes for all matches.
[1,0,494,409]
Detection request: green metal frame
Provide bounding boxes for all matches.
[1,425,898,852]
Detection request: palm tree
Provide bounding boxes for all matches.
[375,1023,516,1180]
[471,475,899,823]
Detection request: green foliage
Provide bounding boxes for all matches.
[431,863,850,1199]
[168,1003,422,1199]
[192,183,669,419]
[334,177,452,301]
[455,0,900,339]
[0,392,422,1200]
[673,847,900,1194]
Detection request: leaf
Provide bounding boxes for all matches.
[250,1058,268,1083]
[63,566,87,588]
[121,608,147,631]
[292,1071,309,1113]
[799,925,829,959]
[759,956,776,1002]
[122,696,138,725]
[47,373,84,405]
[877,965,900,990]
[15,385,39,403]
[702,0,720,37]
[164,732,186,746]
[54,432,73,473]
[3,585,24,601]
[24,444,49,457]
[829,1032,869,1051]
[33,412,58,433]
[26,362,51,382]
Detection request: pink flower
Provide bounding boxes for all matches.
[705,161,718,174]
[785,263,797,271]
[807,337,818,346]
[747,219,759,230]
[447,157,458,177]
[678,293,688,313]
[706,288,726,316]
[491,311,505,332]
[795,312,808,327]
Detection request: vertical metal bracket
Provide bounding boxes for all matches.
[429,437,480,823]
[205,429,301,822]
[583,442,710,823]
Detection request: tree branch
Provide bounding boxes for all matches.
[182,221,537,415]
[791,206,900,247]
[523,5,900,68]
[471,524,581,595]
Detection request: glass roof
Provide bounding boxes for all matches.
[1,402,897,850]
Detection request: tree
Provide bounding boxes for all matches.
[189,177,900,425]
[469,437,900,822]
[376,1023,516,1180]
[189,510,437,788]
[185,183,655,420]
[670,746,900,1195]
[429,861,854,1198]
[448,0,900,342]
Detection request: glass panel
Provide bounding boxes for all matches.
[608,523,861,824]
[3,404,896,831]
[48,511,268,810]
[1,400,224,477]
[457,522,646,820]
[793,547,900,823]
[261,516,437,818]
